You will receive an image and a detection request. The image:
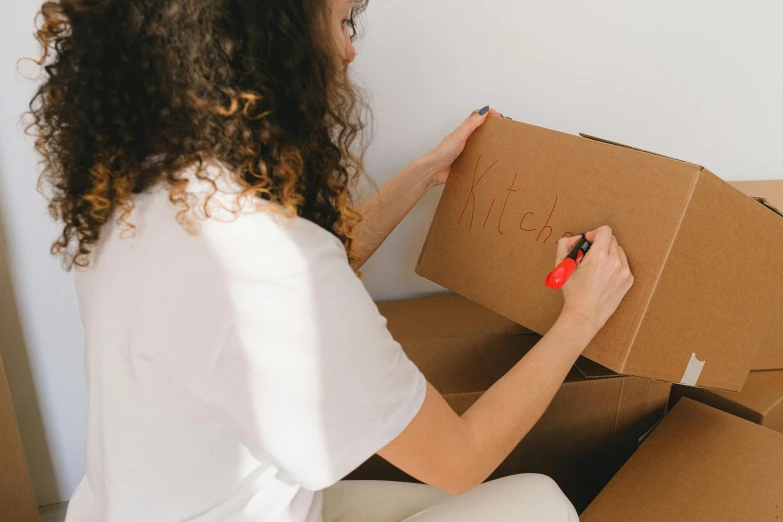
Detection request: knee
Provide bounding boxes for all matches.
[511,473,563,497]
[497,474,578,521]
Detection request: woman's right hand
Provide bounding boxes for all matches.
[556,226,634,337]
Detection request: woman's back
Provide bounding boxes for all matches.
[69,172,425,521]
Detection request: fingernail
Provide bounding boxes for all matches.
[478,105,490,116]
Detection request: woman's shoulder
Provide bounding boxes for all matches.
[88,162,348,279]
[165,162,349,278]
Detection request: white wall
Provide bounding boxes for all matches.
[1,0,782,504]
[355,0,783,300]
[0,0,87,506]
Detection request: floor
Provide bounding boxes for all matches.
[38,502,68,522]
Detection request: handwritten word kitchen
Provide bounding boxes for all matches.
[457,155,573,243]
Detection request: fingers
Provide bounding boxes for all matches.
[451,113,487,145]
[618,246,634,287]
[609,235,620,262]
[555,237,570,266]
[566,234,583,251]
[465,106,501,123]
[466,106,489,121]
[555,234,583,266]
[586,226,613,255]
[608,235,626,279]
[619,245,629,271]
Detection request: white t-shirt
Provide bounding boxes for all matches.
[65,170,427,522]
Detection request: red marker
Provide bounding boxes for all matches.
[545,235,592,290]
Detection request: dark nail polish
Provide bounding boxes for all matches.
[478,105,490,116]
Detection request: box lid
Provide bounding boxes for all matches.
[582,398,783,522]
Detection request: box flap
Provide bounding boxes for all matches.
[574,357,621,380]
[712,370,783,416]
[441,364,589,415]
[377,294,539,394]
[637,419,662,445]
[579,133,700,166]
[730,180,783,211]
[398,335,540,394]
[671,384,765,426]
[377,293,528,341]
[673,370,783,431]
[582,399,783,522]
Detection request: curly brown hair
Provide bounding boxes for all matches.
[26,0,370,270]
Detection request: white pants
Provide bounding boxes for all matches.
[322,474,579,522]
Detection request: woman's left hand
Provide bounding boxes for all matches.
[422,106,503,188]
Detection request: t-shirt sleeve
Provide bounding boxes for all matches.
[206,216,427,492]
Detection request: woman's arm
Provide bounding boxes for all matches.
[380,313,591,495]
[378,227,635,495]
[351,107,498,268]
[350,156,440,268]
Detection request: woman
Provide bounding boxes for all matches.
[28,0,633,521]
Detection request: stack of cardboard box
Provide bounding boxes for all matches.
[351,118,783,517]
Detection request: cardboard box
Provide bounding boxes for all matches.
[0,352,38,521]
[416,118,783,391]
[730,180,783,370]
[671,369,783,433]
[349,295,671,512]
[582,398,783,521]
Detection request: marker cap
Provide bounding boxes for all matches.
[545,259,577,289]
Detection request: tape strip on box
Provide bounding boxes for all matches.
[679,353,705,387]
